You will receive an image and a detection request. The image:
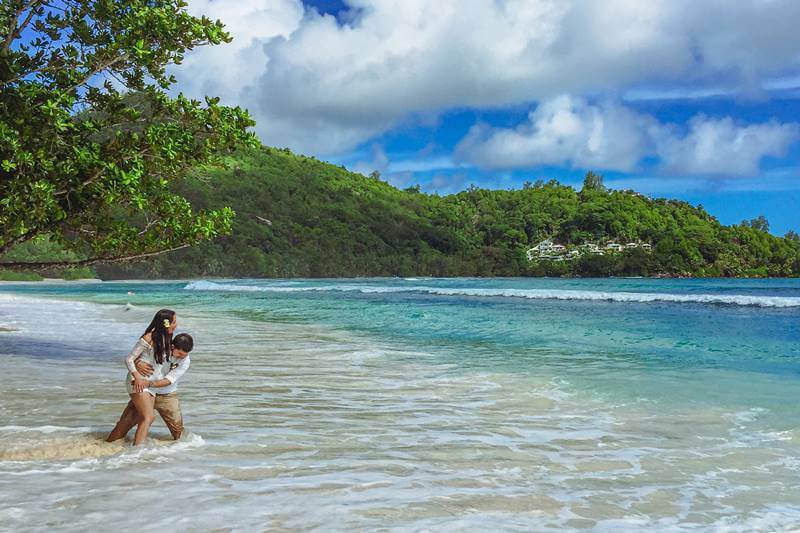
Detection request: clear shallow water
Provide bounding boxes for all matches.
[0,278,799,531]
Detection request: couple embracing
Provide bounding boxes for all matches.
[106,309,194,445]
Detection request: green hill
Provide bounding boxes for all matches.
[89,146,799,279]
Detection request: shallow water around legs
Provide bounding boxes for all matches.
[1,279,800,531]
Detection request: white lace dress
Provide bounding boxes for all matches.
[124,338,166,397]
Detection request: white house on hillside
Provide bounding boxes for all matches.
[526,239,566,260]
[526,239,652,262]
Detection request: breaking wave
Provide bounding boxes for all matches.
[183,280,800,308]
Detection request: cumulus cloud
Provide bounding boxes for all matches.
[175,0,303,107]
[656,116,800,176]
[177,0,800,155]
[455,96,656,172]
[455,96,800,176]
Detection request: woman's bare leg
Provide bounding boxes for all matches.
[130,392,156,446]
[106,400,140,442]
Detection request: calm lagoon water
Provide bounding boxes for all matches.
[1,277,799,531]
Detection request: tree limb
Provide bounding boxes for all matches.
[69,52,130,92]
[0,243,191,269]
[54,166,104,196]
[137,217,160,235]
[2,65,64,87]
[0,228,40,255]
[1,0,41,55]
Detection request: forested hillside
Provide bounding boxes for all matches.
[90,146,799,279]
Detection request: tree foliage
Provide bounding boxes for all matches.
[745,215,770,233]
[581,171,605,193]
[0,0,257,267]
[93,148,800,279]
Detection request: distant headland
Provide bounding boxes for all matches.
[4,147,799,280]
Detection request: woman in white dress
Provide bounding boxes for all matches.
[124,309,177,445]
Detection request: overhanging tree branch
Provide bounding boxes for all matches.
[0,0,257,271]
[0,243,191,269]
[69,52,130,92]
[0,228,42,255]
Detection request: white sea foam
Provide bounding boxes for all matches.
[183,280,800,308]
[0,429,205,469]
[104,432,206,465]
[0,425,93,434]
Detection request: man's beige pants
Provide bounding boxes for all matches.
[114,392,184,440]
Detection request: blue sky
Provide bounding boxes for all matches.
[179,1,800,235]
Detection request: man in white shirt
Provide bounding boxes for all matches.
[106,333,193,442]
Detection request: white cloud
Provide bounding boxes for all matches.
[455,96,800,176]
[177,0,800,155]
[455,96,655,172]
[656,116,800,176]
[175,0,303,107]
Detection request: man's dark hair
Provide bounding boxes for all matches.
[172,333,194,353]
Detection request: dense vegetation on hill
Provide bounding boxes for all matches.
[78,146,799,279]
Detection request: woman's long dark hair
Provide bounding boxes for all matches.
[143,309,175,364]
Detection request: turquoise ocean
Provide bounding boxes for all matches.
[1,277,799,530]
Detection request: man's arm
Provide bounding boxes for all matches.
[134,358,154,377]
[149,358,190,388]
[147,376,172,388]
